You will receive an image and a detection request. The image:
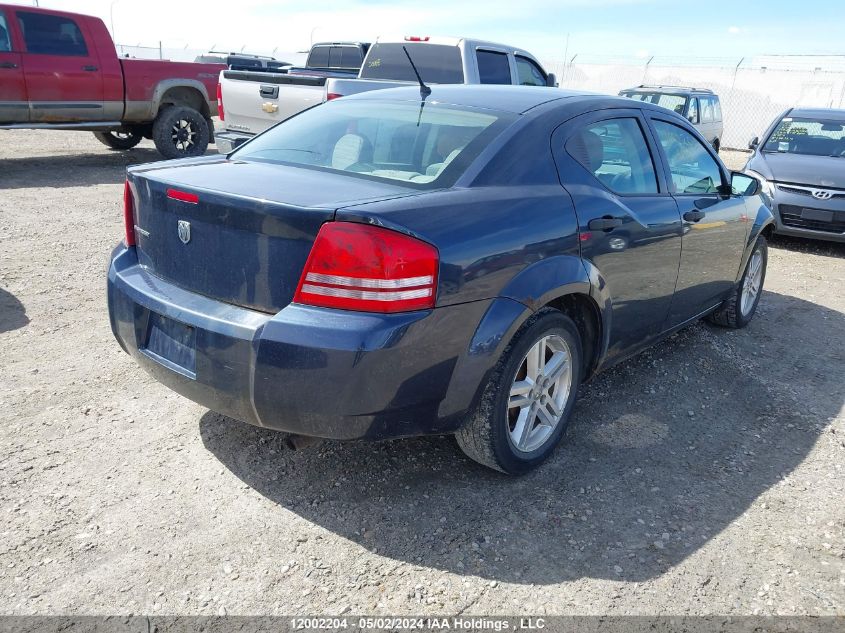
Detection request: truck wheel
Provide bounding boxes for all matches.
[152,106,209,159]
[456,309,582,475]
[93,131,143,150]
[707,235,767,329]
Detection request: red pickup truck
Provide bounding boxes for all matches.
[0,4,224,158]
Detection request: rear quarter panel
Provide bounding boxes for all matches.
[122,59,224,121]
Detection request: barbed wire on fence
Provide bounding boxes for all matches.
[116,43,845,151]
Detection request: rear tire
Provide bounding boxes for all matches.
[707,235,767,328]
[456,309,582,475]
[152,106,210,159]
[93,130,142,150]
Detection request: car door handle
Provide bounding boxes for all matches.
[588,217,623,231]
[683,210,706,222]
[0,61,18,69]
[82,65,98,72]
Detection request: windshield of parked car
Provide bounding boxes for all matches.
[621,92,688,115]
[763,117,845,157]
[232,99,515,187]
[359,43,464,83]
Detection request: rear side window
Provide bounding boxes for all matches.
[0,12,11,52]
[700,97,715,123]
[566,118,659,195]
[17,11,88,56]
[712,98,722,121]
[360,43,464,83]
[687,98,699,124]
[515,55,546,86]
[653,120,723,194]
[477,50,511,85]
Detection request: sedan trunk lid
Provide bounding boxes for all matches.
[129,158,419,313]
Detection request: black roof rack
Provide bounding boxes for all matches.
[632,84,714,94]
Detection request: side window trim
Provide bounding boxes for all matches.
[561,112,668,197]
[644,115,728,196]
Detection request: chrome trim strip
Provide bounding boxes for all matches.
[300,284,432,301]
[304,272,433,289]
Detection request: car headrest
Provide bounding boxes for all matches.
[570,130,605,173]
[331,134,372,170]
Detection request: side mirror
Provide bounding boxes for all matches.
[546,73,557,88]
[748,136,759,150]
[731,171,761,197]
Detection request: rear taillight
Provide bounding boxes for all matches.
[294,222,438,313]
[326,92,343,101]
[404,36,430,42]
[123,179,135,247]
[217,82,224,120]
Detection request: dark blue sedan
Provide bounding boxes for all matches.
[108,85,773,474]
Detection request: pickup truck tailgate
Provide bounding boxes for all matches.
[220,70,327,134]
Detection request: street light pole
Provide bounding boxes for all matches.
[110,0,120,43]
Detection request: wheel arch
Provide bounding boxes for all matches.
[736,202,776,283]
[438,256,612,425]
[152,80,212,119]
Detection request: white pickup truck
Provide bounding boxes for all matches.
[215,36,556,153]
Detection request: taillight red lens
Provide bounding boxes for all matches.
[217,82,224,120]
[123,179,136,247]
[294,223,438,313]
[166,188,199,204]
[326,92,343,101]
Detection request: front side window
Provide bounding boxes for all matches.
[763,117,845,156]
[515,55,546,86]
[233,100,514,188]
[653,120,723,194]
[0,12,11,52]
[17,11,87,56]
[566,118,659,195]
[360,43,464,84]
[476,50,511,85]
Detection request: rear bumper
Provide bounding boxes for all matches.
[214,129,254,154]
[107,245,491,440]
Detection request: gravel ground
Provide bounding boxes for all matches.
[1,132,843,617]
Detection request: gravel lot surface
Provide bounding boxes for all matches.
[1,132,844,617]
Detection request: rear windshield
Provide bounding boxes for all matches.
[763,117,845,157]
[232,99,515,188]
[622,92,688,115]
[359,43,464,83]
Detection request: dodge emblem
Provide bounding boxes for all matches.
[177,220,191,244]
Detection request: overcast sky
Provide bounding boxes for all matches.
[5,0,843,61]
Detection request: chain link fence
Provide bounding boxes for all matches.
[541,55,845,150]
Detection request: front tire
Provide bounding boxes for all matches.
[707,235,767,328]
[152,106,210,159]
[456,309,582,475]
[93,130,142,150]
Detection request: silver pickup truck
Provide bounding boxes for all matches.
[216,36,556,152]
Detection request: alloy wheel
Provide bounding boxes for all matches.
[741,250,763,316]
[507,334,573,453]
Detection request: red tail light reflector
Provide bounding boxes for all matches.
[294,223,439,313]
[217,82,224,120]
[123,179,136,247]
[167,189,199,204]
